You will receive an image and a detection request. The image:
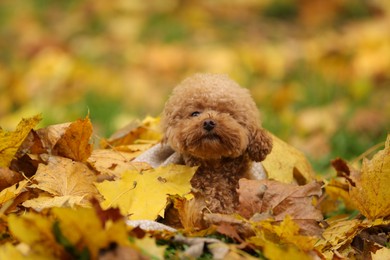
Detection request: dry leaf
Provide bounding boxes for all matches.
[372,247,390,260]
[258,216,318,251]
[102,116,162,148]
[88,148,151,178]
[262,134,315,184]
[25,156,98,205]
[349,134,390,219]
[96,164,197,220]
[0,243,27,259]
[0,180,29,206]
[0,168,24,191]
[22,195,85,210]
[238,179,323,236]
[0,115,41,167]
[133,236,166,259]
[8,212,66,258]
[261,239,313,260]
[52,116,93,162]
[52,207,131,259]
[35,122,71,151]
[315,218,362,253]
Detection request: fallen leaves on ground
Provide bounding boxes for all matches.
[0,115,389,259]
[0,114,41,167]
[263,133,316,184]
[96,165,197,220]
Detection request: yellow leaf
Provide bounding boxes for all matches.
[262,134,315,184]
[102,116,162,148]
[31,156,98,199]
[22,195,85,210]
[134,236,166,259]
[8,212,64,258]
[350,134,390,219]
[315,218,361,253]
[52,207,130,259]
[0,114,41,167]
[0,243,50,260]
[0,243,26,260]
[88,148,151,178]
[96,164,197,220]
[53,116,93,162]
[262,240,313,260]
[0,180,29,206]
[324,178,356,211]
[372,247,390,260]
[259,216,318,251]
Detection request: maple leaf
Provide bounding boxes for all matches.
[88,148,151,179]
[372,247,390,260]
[96,164,197,220]
[0,243,26,259]
[134,236,167,259]
[261,239,314,260]
[315,216,390,258]
[0,114,41,167]
[22,195,85,210]
[52,207,131,259]
[35,122,71,151]
[257,216,318,251]
[101,116,162,148]
[0,180,29,207]
[0,168,24,191]
[8,212,67,258]
[349,134,390,219]
[52,116,93,162]
[23,156,98,209]
[262,134,315,184]
[238,179,323,236]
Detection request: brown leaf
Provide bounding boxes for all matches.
[216,222,245,243]
[331,158,357,186]
[166,195,207,231]
[101,117,162,148]
[0,114,41,167]
[35,122,71,151]
[0,168,24,191]
[88,148,151,179]
[27,156,98,201]
[16,130,46,157]
[349,135,390,219]
[238,179,323,236]
[52,116,93,162]
[90,198,123,227]
[0,180,29,207]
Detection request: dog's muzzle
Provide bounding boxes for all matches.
[203,119,216,131]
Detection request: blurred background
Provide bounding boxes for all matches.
[0,0,389,172]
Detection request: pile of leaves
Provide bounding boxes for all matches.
[0,115,389,259]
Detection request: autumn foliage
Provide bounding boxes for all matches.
[0,115,389,259]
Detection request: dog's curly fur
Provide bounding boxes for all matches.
[162,73,272,213]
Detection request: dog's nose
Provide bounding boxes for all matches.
[203,120,216,131]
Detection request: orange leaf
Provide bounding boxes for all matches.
[53,116,93,162]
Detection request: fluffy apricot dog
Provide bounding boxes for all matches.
[162,73,273,213]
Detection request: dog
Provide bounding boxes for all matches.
[161,73,272,213]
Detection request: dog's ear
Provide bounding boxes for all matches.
[247,128,273,162]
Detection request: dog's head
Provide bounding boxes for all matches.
[162,73,272,161]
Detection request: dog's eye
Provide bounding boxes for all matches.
[190,111,201,117]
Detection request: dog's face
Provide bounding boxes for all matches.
[162,74,272,161]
